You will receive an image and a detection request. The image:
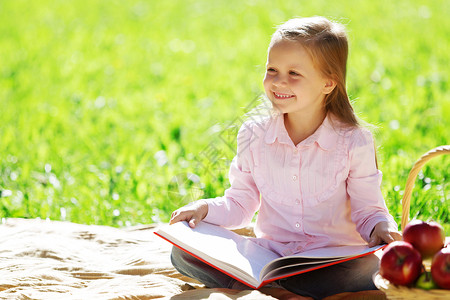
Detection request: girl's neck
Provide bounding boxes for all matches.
[284,110,326,146]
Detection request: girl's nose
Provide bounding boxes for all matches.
[272,75,287,87]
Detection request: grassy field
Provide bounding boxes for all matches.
[0,0,449,233]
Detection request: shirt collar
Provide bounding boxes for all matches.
[264,113,291,145]
[264,113,340,150]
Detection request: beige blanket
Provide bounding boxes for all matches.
[0,218,273,299]
[0,218,386,299]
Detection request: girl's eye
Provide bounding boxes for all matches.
[289,71,300,76]
[267,68,277,73]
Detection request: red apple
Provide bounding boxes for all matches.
[431,247,450,289]
[403,220,445,258]
[380,241,423,286]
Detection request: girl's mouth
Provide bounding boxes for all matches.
[273,92,295,99]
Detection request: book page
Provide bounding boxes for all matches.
[262,257,344,282]
[155,221,280,287]
[291,244,383,258]
[260,244,385,283]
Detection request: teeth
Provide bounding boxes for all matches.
[274,92,293,98]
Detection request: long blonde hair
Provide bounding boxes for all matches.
[269,17,358,127]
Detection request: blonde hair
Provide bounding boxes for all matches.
[269,16,358,127]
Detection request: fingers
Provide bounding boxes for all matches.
[169,209,190,225]
[169,206,205,228]
[369,229,393,247]
[390,231,403,242]
[188,218,199,228]
[186,211,204,228]
[370,232,397,247]
[170,211,200,228]
[169,210,177,224]
[368,236,380,247]
[170,200,209,227]
[381,232,395,244]
[369,222,403,247]
[169,209,184,224]
[379,230,404,245]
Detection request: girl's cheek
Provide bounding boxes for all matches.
[289,77,301,84]
[263,75,271,87]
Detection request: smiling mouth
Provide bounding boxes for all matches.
[273,92,295,99]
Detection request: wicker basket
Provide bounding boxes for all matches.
[373,145,450,299]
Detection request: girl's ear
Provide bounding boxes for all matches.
[323,78,337,95]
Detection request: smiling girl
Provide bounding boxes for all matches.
[169,16,401,299]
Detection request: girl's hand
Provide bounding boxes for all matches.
[169,200,209,228]
[368,221,402,247]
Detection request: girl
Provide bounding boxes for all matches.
[169,16,401,300]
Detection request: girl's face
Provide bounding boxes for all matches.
[263,39,334,117]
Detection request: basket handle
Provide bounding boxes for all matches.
[401,145,450,231]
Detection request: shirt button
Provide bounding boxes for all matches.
[294,149,299,154]
[295,222,300,228]
[283,249,293,256]
[292,175,298,181]
[295,199,300,205]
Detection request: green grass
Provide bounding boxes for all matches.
[0,0,449,233]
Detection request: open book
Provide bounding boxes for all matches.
[155,221,385,289]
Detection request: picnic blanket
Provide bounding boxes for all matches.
[0,218,386,299]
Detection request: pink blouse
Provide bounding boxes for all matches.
[203,113,397,256]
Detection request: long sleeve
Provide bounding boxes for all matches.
[347,129,397,242]
[202,123,261,228]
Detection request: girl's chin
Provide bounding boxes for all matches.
[270,97,295,107]
[269,101,290,114]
